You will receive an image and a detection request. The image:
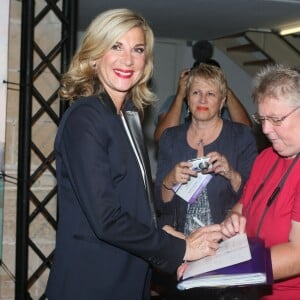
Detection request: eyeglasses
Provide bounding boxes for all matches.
[252,106,300,126]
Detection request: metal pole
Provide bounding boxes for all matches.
[15,0,35,298]
[60,0,78,116]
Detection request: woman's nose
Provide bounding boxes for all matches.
[199,94,207,103]
[262,119,273,134]
[121,50,134,66]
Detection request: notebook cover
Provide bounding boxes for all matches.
[178,237,273,289]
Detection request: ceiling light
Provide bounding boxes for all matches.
[280,26,300,35]
[265,0,300,3]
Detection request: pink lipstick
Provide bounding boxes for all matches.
[196,106,208,111]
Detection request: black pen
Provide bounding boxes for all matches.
[193,216,205,227]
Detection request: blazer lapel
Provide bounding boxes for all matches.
[123,110,158,228]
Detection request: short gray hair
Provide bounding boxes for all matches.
[252,64,300,106]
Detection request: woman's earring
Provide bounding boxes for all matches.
[185,105,191,121]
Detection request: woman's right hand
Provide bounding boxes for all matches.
[183,224,222,261]
[163,161,197,188]
[221,210,246,239]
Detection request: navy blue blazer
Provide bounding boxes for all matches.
[46,94,185,300]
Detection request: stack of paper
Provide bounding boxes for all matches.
[173,172,212,204]
[177,233,272,290]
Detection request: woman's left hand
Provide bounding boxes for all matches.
[177,261,188,280]
[206,152,242,192]
[206,151,233,180]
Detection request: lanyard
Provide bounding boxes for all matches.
[246,152,300,237]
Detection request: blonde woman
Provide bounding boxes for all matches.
[46,9,222,300]
[155,63,257,299]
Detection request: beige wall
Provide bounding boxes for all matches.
[1,2,21,297]
[1,1,62,299]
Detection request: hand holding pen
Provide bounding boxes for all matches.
[184,224,222,261]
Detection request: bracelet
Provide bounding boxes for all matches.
[162,181,173,191]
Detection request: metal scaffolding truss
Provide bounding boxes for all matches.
[15,1,77,299]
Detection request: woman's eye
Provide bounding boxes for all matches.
[271,117,281,124]
[134,47,145,54]
[111,43,122,50]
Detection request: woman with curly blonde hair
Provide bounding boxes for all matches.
[46,8,222,300]
[59,8,156,112]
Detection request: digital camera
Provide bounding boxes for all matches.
[189,157,212,172]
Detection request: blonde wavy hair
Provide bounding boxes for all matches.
[59,8,156,112]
